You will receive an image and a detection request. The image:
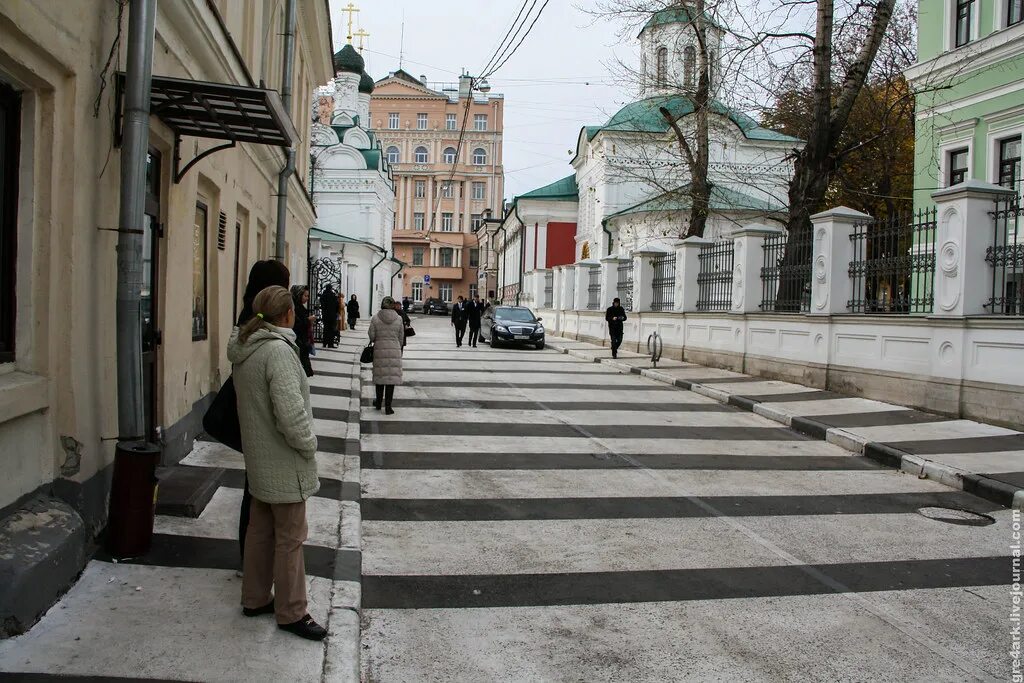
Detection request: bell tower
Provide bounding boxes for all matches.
[638,2,724,97]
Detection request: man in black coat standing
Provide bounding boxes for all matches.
[451,296,468,347]
[320,285,340,348]
[605,297,628,358]
[466,295,484,347]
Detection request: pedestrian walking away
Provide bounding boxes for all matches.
[319,285,339,348]
[234,259,290,562]
[289,285,315,378]
[606,297,628,358]
[348,294,360,330]
[227,285,326,641]
[451,296,468,347]
[466,295,484,347]
[393,299,413,349]
[368,296,404,415]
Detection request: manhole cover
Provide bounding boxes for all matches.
[917,506,996,526]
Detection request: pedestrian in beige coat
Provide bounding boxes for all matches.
[227,285,327,642]
[368,296,404,415]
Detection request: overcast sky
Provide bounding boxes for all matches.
[328,0,642,199]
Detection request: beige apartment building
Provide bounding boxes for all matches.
[0,0,332,634]
[369,72,504,304]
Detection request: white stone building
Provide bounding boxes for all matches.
[310,45,398,311]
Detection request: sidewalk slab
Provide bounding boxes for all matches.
[546,337,1024,510]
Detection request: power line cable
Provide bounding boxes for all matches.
[482,0,552,79]
[479,0,533,78]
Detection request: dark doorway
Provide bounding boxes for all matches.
[141,148,162,441]
[0,81,21,364]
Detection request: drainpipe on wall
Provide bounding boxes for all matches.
[495,222,507,303]
[514,203,526,306]
[602,218,613,256]
[116,0,157,441]
[274,0,297,261]
[389,257,405,295]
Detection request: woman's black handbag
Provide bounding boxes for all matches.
[202,376,243,453]
[360,344,374,363]
[404,326,416,338]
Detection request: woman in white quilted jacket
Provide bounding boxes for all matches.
[368,296,405,415]
[227,285,326,642]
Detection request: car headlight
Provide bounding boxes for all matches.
[535,326,544,333]
[495,325,509,333]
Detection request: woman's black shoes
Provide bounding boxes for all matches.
[242,600,274,617]
[385,407,395,415]
[372,401,381,410]
[279,614,328,641]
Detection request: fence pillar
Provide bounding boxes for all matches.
[632,248,666,312]
[729,224,783,314]
[573,264,590,310]
[931,180,1016,317]
[809,207,871,316]
[535,268,551,308]
[559,266,575,311]
[675,237,712,312]
[599,256,621,309]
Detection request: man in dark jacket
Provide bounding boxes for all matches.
[451,296,468,347]
[605,297,628,358]
[466,295,484,347]
[347,294,360,330]
[320,285,339,347]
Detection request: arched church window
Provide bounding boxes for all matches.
[684,46,696,89]
[656,47,668,86]
[443,147,457,164]
[386,146,400,163]
[473,148,487,165]
[414,146,428,163]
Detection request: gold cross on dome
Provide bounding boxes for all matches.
[354,28,370,51]
[342,3,360,42]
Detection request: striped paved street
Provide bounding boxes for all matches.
[360,316,1013,682]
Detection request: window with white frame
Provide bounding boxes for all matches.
[1011,0,1024,26]
[414,213,425,230]
[955,0,975,47]
[439,282,453,302]
[414,146,428,163]
[948,148,969,186]
[471,214,483,230]
[386,146,400,164]
[474,114,488,131]
[472,147,487,165]
[412,247,425,266]
[472,181,485,200]
[415,180,426,198]
[411,281,423,301]
[684,46,696,89]
[999,136,1022,191]
[469,248,480,267]
[656,47,668,86]
[388,113,399,129]
[469,283,478,299]
[441,182,453,198]
[441,213,454,231]
[417,113,428,130]
[443,147,457,164]
[446,113,457,130]
[439,248,454,267]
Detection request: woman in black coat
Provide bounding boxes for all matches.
[290,285,315,377]
[347,295,360,330]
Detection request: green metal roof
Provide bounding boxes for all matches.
[516,174,578,201]
[309,229,385,251]
[606,183,783,220]
[333,44,364,74]
[588,95,802,143]
[639,5,725,34]
[358,71,375,94]
[360,149,381,169]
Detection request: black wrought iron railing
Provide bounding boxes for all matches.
[848,208,936,314]
[986,194,1024,316]
[760,231,812,312]
[587,267,601,310]
[617,260,634,310]
[544,271,554,308]
[697,240,734,312]
[651,254,676,312]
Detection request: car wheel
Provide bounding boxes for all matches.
[489,330,499,348]
[535,341,545,350]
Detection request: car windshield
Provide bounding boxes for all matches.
[495,307,536,322]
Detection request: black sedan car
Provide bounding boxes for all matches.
[423,298,450,315]
[481,306,545,350]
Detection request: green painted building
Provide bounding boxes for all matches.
[907,0,1023,209]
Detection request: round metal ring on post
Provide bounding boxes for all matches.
[916,506,996,527]
[647,331,663,368]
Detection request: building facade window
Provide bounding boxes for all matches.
[416,113,428,130]
[469,248,480,267]
[441,212,454,231]
[471,214,483,230]
[439,282,453,302]
[656,47,668,86]
[684,46,696,89]
[415,180,426,198]
[439,248,454,267]
[446,113,457,130]
[999,136,1022,190]
[192,202,209,341]
[0,82,21,362]
[412,246,425,266]
[388,112,399,129]
[955,0,974,47]
[414,212,425,230]
[414,146,428,163]
[443,147,457,164]
[441,182,453,198]
[411,281,423,300]
[1011,0,1024,26]
[473,147,487,165]
[474,114,488,131]
[948,148,969,186]
[386,146,400,163]
[469,283,478,299]
[472,181,485,200]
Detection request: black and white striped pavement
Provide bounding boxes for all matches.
[360,316,1013,682]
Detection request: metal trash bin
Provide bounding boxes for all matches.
[105,441,161,558]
